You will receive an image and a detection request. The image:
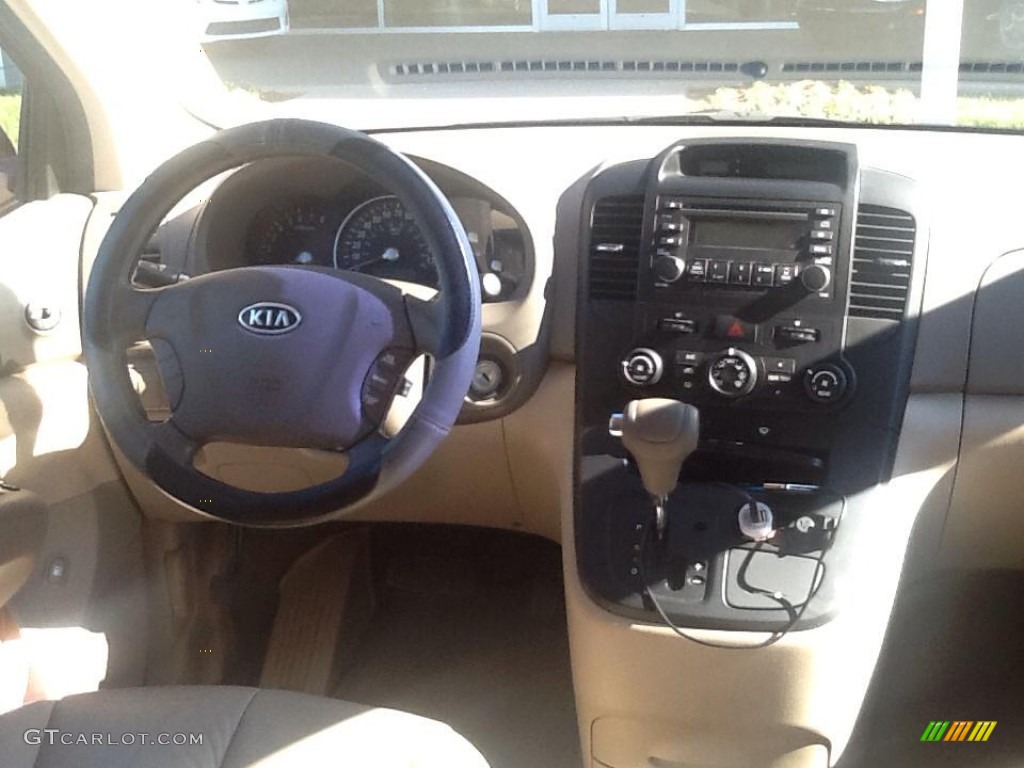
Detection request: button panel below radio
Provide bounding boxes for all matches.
[622,306,847,411]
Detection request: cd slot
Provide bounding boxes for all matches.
[678,208,809,221]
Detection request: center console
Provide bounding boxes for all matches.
[576,139,923,630]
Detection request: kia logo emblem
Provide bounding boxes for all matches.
[238,302,302,335]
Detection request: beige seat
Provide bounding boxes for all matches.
[0,686,489,768]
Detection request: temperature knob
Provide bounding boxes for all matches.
[621,348,664,387]
[708,348,758,398]
[653,253,686,284]
[804,363,848,403]
[800,264,832,293]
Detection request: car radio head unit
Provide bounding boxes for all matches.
[652,198,840,298]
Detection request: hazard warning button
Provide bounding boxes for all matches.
[712,315,756,342]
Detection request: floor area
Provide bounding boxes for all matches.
[333,526,581,768]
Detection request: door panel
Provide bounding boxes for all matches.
[0,192,147,694]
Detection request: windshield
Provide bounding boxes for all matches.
[25,1,1024,132]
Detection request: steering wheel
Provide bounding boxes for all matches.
[83,119,481,526]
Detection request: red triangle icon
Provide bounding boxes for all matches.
[727,321,745,338]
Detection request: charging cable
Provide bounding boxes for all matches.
[637,492,830,650]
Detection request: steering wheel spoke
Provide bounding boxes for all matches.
[111,284,165,343]
[147,417,199,464]
[404,294,447,357]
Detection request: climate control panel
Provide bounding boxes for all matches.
[620,343,850,407]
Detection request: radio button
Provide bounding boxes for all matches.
[654,253,686,283]
[811,230,835,241]
[816,207,837,217]
[686,259,708,282]
[708,260,730,283]
[810,244,833,256]
[753,263,775,287]
[817,219,833,230]
[775,264,799,286]
[730,261,752,285]
[800,264,832,293]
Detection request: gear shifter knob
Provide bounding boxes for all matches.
[618,399,700,499]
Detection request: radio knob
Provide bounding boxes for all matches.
[707,348,758,398]
[653,253,686,284]
[621,348,664,387]
[800,264,832,293]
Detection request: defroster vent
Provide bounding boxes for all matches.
[588,196,644,301]
[849,204,916,321]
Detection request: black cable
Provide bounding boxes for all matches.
[637,501,829,650]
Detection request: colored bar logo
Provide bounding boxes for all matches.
[921,721,997,743]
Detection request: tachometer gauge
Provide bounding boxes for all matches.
[248,201,331,266]
[333,196,438,286]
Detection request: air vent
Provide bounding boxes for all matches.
[588,196,644,301]
[960,61,1024,75]
[780,60,1024,78]
[849,204,916,321]
[782,60,917,74]
[389,59,745,79]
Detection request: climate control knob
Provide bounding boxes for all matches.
[621,348,664,387]
[804,363,848,403]
[800,264,832,293]
[708,348,758,398]
[653,253,686,284]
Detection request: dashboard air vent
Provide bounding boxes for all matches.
[849,204,916,321]
[588,196,644,301]
[781,60,917,74]
[389,59,747,79]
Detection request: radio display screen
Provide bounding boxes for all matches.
[692,219,803,251]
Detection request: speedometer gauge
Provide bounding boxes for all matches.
[333,196,438,286]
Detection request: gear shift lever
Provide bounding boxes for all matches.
[609,398,700,538]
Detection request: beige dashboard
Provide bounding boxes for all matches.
[2,124,1024,767]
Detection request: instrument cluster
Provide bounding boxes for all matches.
[243,191,527,301]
